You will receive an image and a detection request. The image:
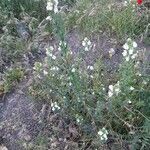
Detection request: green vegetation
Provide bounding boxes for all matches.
[3,67,24,93]
[0,0,150,149]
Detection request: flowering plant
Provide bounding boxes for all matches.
[137,0,143,5]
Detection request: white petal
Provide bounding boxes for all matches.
[123,43,129,50]
[103,134,108,141]
[109,85,113,91]
[50,46,54,51]
[89,66,94,70]
[90,75,94,78]
[98,131,103,136]
[46,3,53,11]
[54,6,58,13]
[82,41,86,47]
[84,37,88,41]
[133,42,137,48]
[109,48,115,55]
[58,46,61,51]
[52,55,56,60]
[100,137,105,141]
[71,68,76,72]
[46,16,52,21]
[115,88,120,93]
[128,100,132,104]
[43,70,48,75]
[129,48,134,55]
[52,107,55,111]
[131,53,137,59]
[130,86,134,91]
[143,80,147,85]
[85,47,89,51]
[127,38,132,42]
[87,40,91,46]
[125,56,130,61]
[108,91,113,97]
[122,50,127,57]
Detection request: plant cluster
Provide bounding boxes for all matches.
[29,1,150,148]
[0,0,149,149]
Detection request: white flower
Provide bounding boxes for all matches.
[142,80,147,85]
[51,102,60,111]
[129,48,134,55]
[123,43,129,50]
[108,82,120,97]
[109,48,115,57]
[82,37,92,51]
[125,56,130,61]
[87,40,91,46]
[71,68,76,73]
[82,41,86,47]
[102,87,105,91]
[127,38,132,42]
[51,66,59,71]
[58,46,61,51]
[124,1,128,6]
[98,127,108,141]
[92,92,95,95]
[115,88,120,94]
[109,85,113,91]
[70,51,73,55]
[46,1,53,11]
[59,41,62,46]
[130,86,134,91]
[108,91,113,97]
[84,37,88,41]
[114,81,120,95]
[46,0,59,13]
[46,46,54,56]
[63,42,67,47]
[85,47,89,51]
[47,52,52,57]
[58,41,67,50]
[69,82,72,86]
[133,41,137,48]
[52,55,56,60]
[98,130,103,136]
[128,100,132,104]
[49,46,54,51]
[131,53,137,59]
[108,85,114,97]
[122,50,128,57]
[46,16,52,21]
[76,118,80,123]
[54,5,58,13]
[87,66,94,70]
[43,70,48,75]
[90,75,94,78]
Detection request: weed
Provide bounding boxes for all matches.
[0,0,47,20]
[29,4,150,148]
[65,0,148,39]
[3,67,24,93]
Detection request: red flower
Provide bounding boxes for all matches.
[137,0,143,5]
